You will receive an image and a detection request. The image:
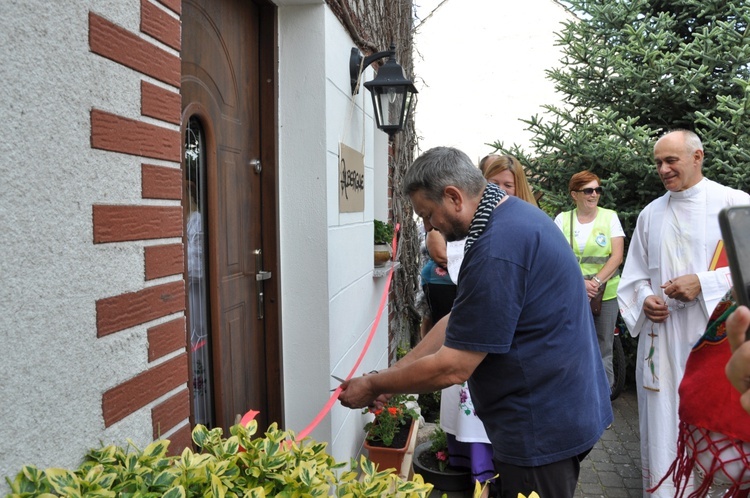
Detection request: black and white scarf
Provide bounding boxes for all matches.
[464,183,506,254]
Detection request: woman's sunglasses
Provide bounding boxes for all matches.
[574,187,604,195]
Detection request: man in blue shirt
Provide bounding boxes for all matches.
[340,147,612,497]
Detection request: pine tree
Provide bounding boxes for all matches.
[491,0,750,235]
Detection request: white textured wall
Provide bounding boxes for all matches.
[415,0,572,163]
[277,1,332,442]
[0,0,182,490]
[0,0,393,487]
[277,2,391,464]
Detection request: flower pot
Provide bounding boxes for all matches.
[364,417,417,473]
[413,442,472,492]
[374,243,391,267]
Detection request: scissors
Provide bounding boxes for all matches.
[330,374,346,391]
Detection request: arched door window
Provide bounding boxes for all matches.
[184,116,214,427]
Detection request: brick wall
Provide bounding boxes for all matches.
[89,0,192,455]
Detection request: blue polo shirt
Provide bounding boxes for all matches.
[445,197,612,467]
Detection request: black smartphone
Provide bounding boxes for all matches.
[719,205,750,339]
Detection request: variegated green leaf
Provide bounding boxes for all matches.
[141,440,170,459]
[152,469,178,488]
[298,460,315,487]
[45,468,81,496]
[211,474,226,498]
[223,436,240,455]
[21,465,44,484]
[125,453,139,473]
[192,425,210,448]
[162,485,186,498]
[244,486,266,498]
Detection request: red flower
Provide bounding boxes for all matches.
[436,450,448,461]
[388,407,399,416]
[373,408,383,416]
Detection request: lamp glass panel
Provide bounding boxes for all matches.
[376,88,406,127]
[371,89,384,128]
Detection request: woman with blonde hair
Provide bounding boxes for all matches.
[482,155,538,207]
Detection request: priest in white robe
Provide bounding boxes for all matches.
[617,129,750,497]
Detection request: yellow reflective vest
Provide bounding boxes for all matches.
[561,207,620,301]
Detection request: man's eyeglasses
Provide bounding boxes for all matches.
[574,187,604,195]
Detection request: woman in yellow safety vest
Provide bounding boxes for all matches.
[554,170,625,391]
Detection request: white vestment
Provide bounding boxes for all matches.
[617,178,750,496]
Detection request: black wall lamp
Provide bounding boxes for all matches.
[350,44,417,138]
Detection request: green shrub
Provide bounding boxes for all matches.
[5,419,434,497]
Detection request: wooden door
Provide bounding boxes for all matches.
[181,0,280,432]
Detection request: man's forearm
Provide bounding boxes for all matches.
[370,345,484,397]
[392,313,449,369]
[370,355,455,396]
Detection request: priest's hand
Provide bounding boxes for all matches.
[661,274,701,302]
[643,295,669,323]
[725,305,750,415]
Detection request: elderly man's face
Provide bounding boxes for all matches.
[410,189,469,242]
[654,132,704,192]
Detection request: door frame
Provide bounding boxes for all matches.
[255,0,283,429]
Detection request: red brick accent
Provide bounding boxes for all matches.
[91,109,180,162]
[96,281,185,337]
[102,353,187,427]
[165,424,193,456]
[141,81,181,125]
[142,164,182,200]
[145,243,184,280]
[89,2,190,442]
[89,11,179,87]
[147,317,186,361]
[152,389,190,438]
[155,0,181,16]
[93,204,182,244]
[140,0,181,51]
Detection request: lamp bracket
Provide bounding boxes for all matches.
[350,46,396,94]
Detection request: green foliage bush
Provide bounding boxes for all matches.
[5,420,434,497]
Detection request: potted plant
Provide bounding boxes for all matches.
[363,394,418,472]
[413,426,472,492]
[373,219,394,267]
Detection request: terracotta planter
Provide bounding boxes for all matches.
[374,243,391,267]
[412,442,472,492]
[364,418,417,472]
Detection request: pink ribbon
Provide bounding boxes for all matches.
[239,223,400,441]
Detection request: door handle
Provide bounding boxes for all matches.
[253,249,271,319]
[250,159,261,174]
